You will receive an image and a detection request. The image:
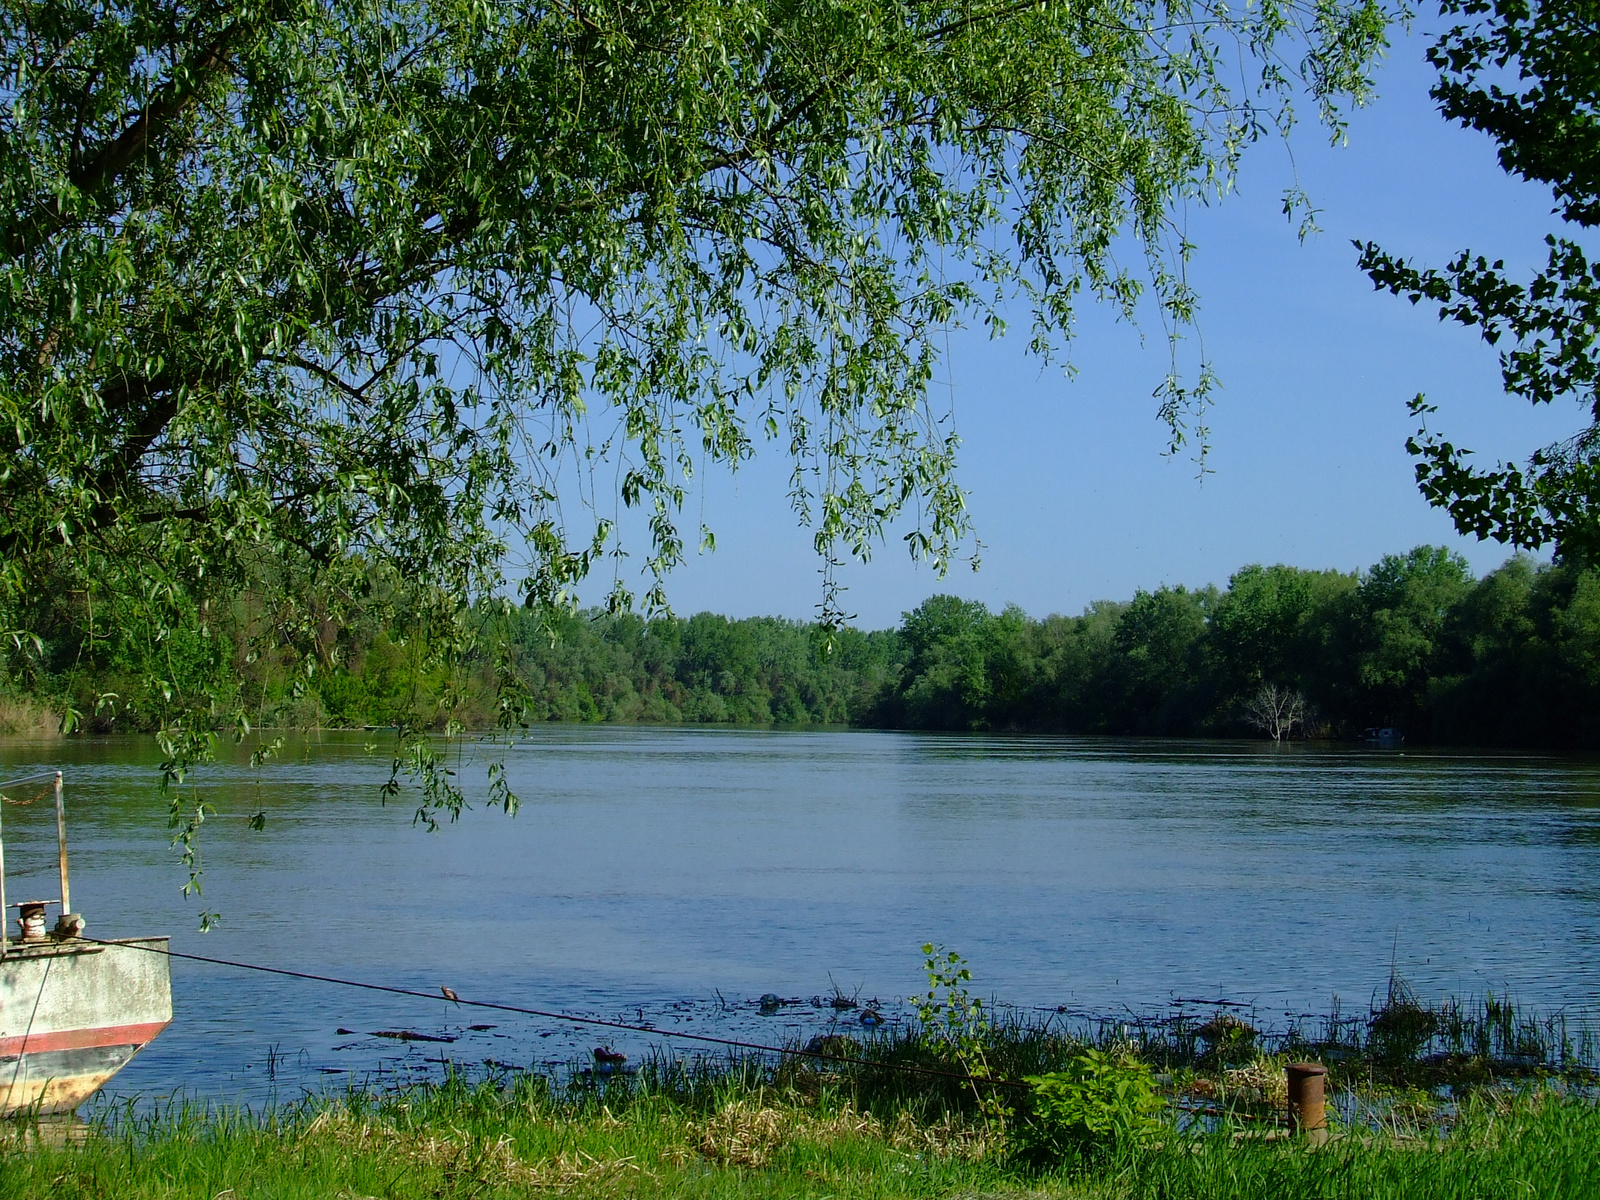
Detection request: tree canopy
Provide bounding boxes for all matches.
[37,544,1600,749]
[1,0,1394,831]
[1359,0,1600,561]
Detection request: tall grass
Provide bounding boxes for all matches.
[6,1068,1599,1200]
[0,693,60,738]
[1,1070,1008,1200]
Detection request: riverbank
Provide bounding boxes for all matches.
[15,983,1600,1199]
[7,1070,1599,1200]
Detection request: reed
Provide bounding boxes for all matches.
[0,693,60,738]
[744,979,1597,1129]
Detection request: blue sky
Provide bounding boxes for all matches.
[580,22,1582,630]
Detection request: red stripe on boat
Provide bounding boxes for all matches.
[0,1020,169,1058]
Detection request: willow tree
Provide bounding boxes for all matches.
[1360,0,1600,562]
[1,0,1392,852]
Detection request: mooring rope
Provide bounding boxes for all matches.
[0,782,55,807]
[0,770,59,804]
[0,770,58,789]
[81,937,1029,1090]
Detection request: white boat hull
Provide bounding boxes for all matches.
[0,937,171,1115]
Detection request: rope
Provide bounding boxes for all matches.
[0,771,58,791]
[1,781,55,807]
[82,937,1028,1090]
[0,774,58,803]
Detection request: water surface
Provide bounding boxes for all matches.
[1,729,1596,1105]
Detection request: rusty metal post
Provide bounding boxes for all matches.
[1287,1062,1328,1141]
[53,771,69,918]
[17,901,46,942]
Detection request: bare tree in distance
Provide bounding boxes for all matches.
[1244,684,1307,744]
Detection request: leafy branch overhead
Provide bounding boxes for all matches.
[2,0,1393,824]
[1358,0,1600,562]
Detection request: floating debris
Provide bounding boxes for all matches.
[371,1030,456,1043]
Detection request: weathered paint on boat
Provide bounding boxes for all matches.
[0,937,171,1115]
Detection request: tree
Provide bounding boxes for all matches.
[1242,681,1306,742]
[893,594,993,729]
[1,0,1394,832]
[1358,0,1600,561]
[1350,545,1473,732]
[1206,562,1356,704]
[1100,584,1213,733]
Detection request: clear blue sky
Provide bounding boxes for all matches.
[581,22,1581,630]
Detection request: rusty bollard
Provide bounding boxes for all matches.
[1286,1062,1328,1144]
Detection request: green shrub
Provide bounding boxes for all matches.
[1014,1049,1167,1169]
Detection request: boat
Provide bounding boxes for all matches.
[0,771,171,1115]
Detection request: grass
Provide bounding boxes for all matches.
[1138,1091,1600,1199]
[4,1056,1599,1199]
[4,1075,1012,1200]
[0,694,60,738]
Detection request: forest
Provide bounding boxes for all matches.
[13,546,1600,751]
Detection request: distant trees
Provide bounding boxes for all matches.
[18,545,1600,750]
[868,547,1600,749]
[1101,586,1215,735]
[1344,547,1474,738]
[1207,564,1354,709]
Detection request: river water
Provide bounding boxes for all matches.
[1,728,1598,1107]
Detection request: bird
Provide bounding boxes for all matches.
[441,986,461,1005]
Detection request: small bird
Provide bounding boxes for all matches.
[441,986,461,1005]
[593,1046,627,1066]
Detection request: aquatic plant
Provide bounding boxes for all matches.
[1014,1049,1166,1169]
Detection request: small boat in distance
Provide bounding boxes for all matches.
[1360,727,1405,746]
[0,771,171,1115]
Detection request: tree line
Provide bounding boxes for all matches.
[17,546,1600,751]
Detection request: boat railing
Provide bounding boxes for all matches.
[0,769,74,959]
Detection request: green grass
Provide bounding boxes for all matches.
[4,1075,1011,1200]
[1127,1091,1600,1199]
[5,1070,1600,1200]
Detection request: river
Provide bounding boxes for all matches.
[1,728,1597,1107]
